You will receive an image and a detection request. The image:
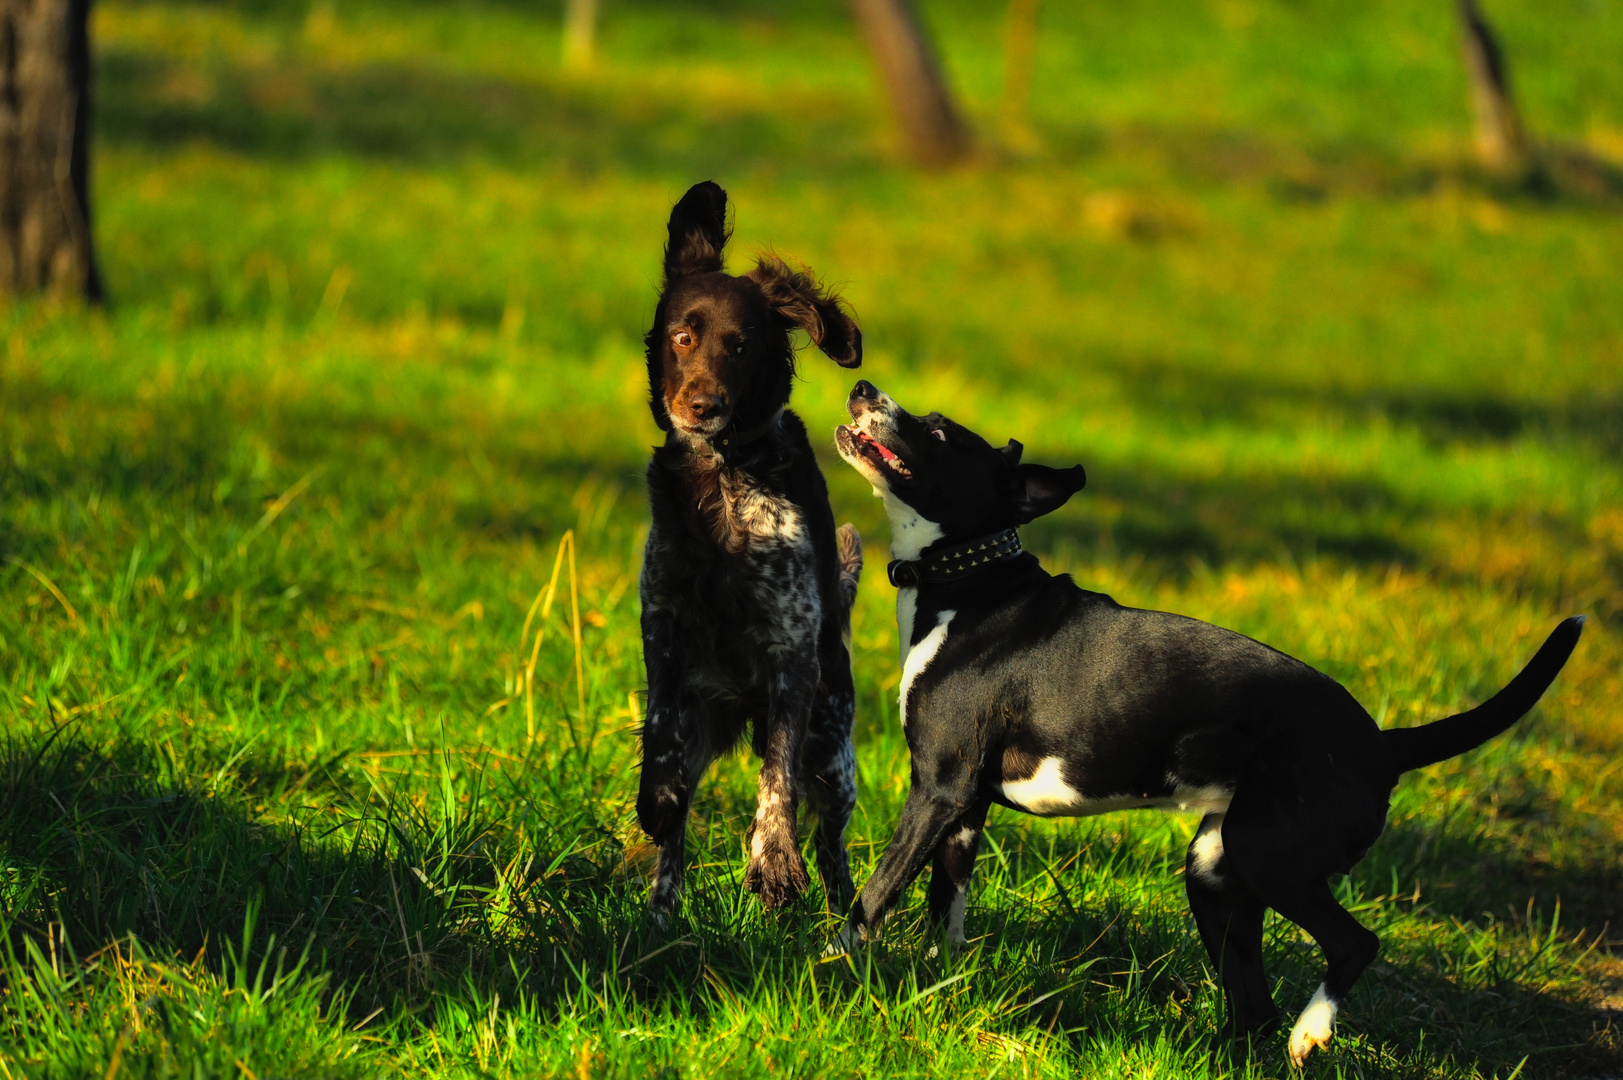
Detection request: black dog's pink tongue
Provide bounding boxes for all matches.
[857,429,900,463]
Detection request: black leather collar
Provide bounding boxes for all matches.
[690,407,784,461]
[888,527,1022,587]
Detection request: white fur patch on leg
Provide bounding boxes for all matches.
[946,887,968,944]
[1189,814,1225,882]
[1288,983,1338,1066]
[824,922,862,957]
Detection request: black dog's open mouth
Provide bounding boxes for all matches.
[841,425,912,479]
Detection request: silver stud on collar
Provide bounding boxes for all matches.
[887,528,1023,587]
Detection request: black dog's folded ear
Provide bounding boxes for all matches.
[1008,463,1086,523]
[1000,439,1024,464]
[664,181,730,280]
[747,256,863,368]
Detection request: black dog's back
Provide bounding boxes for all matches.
[914,574,1383,810]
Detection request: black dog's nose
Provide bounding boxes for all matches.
[851,380,879,401]
[689,393,727,419]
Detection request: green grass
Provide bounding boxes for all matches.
[4,0,1623,1075]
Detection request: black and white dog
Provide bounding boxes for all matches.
[832,379,1583,1065]
[636,182,865,918]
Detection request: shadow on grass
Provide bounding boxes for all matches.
[99,19,1623,219]
[1361,794,1623,958]
[6,349,1613,627]
[0,357,646,555]
[1044,120,1623,212]
[0,725,632,1020]
[1027,465,1419,568]
[1083,352,1623,457]
[127,0,844,23]
[98,47,879,179]
[2,725,1619,1076]
[950,817,1623,1078]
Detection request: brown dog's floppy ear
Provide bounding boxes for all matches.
[1008,463,1086,524]
[664,181,730,281]
[747,256,863,368]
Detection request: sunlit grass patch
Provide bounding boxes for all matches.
[4,0,1623,1073]
[0,917,376,1078]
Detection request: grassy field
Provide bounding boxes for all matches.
[4,0,1623,1075]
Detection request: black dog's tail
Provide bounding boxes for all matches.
[1384,616,1585,773]
[836,524,863,612]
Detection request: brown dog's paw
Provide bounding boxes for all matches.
[744,845,811,909]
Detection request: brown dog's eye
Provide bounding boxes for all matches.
[673,330,693,348]
[930,429,947,442]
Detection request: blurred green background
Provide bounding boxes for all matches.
[2,1,1621,1076]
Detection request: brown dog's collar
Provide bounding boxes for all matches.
[689,408,785,460]
[888,528,1022,587]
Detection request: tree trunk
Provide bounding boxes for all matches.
[561,0,598,73]
[1456,0,1528,174]
[1000,0,1040,153]
[850,0,969,166]
[0,0,100,302]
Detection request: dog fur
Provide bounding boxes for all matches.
[832,379,1583,1065]
[636,181,865,917]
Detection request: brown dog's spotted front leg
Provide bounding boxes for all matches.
[744,662,816,909]
[637,595,714,923]
[638,701,715,923]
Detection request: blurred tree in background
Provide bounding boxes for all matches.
[1000,0,1041,155]
[850,0,969,165]
[1456,0,1529,175]
[562,0,599,73]
[0,0,101,302]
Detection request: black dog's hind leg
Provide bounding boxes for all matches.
[1183,813,1277,1041]
[927,797,989,946]
[801,675,858,912]
[1221,783,1384,1066]
[1268,880,1379,1066]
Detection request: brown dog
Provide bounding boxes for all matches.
[635,181,865,917]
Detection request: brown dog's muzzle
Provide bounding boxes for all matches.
[670,380,732,434]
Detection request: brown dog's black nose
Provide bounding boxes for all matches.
[688,393,728,419]
[851,380,879,401]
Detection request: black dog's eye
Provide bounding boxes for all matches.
[673,330,693,348]
[735,342,747,355]
[930,429,947,442]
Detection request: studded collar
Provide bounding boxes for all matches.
[888,527,1023,587]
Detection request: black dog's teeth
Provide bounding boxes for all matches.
[852,428,910,478]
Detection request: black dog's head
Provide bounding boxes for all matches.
[835,380,1086,541]
[645,181,862,439]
